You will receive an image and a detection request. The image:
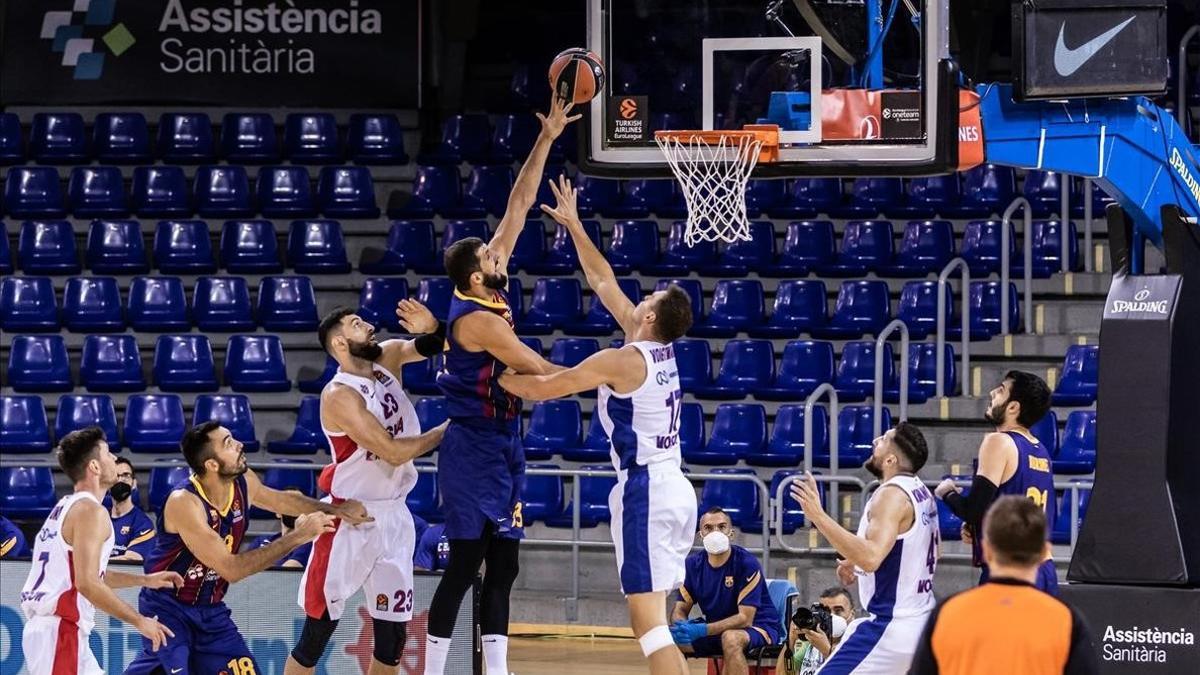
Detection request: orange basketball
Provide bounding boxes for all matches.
[548,48,606,105]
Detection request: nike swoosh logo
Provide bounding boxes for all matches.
[1054,16,1136,77]
[170,669,183,674]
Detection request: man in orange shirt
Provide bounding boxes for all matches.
[907,497,1098,674]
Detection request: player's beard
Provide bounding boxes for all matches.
[482,271,508,290]
[983,397,1009,426]
[863,454,884,479]
[348,338,383,362]
[218,453,248,478]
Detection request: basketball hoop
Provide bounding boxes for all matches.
[655,124,779,246]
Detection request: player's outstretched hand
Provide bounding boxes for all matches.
[540,175,580,226]
[294,512,338,542]
[789,472,826,521]
[537,96,582,140]
[334,499,374,526]
[144,571,184,591]
[836,558,857,586]
[397,298,438,335]
[933,478,960,500]
[135,614,175,652]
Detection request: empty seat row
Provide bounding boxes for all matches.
[0,112,406,165]
[1052,345,1099,407]
[0,275,318,332]
[2,165,379,219]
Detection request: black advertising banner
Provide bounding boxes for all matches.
[1058,585,1200,674]
[0,0,421,107]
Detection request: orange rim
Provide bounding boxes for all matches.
[654,124,779,163]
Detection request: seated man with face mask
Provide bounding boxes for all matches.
[670,507,781,674]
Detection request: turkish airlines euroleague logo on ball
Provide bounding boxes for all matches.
[619,98,639,119]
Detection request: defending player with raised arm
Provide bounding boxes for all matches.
[500,175,697,675]
[20,428,180,675]
[789,423,937,675]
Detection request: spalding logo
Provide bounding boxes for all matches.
[620,98,639,119]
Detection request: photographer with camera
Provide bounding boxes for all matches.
[776,587,856,674]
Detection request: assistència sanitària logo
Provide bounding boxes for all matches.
[40,0,136,80]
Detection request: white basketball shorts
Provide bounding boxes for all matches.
[23,615,103,675]
[816,613,931,675]
[609,463,697,595]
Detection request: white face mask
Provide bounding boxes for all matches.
[830,614,848,639]
[702,531,730,555]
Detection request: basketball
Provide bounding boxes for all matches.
[548,48,605,105]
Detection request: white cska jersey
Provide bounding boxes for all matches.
[597,341,684,476]
[855,474,939,619]
[320,364,420,502]
[20,492,115,632]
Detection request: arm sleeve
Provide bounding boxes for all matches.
[413,528,436,569]
[1064,606,1101,675]
[906,604,942,675]
[943,475,999,530]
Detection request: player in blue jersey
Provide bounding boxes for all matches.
[109,457,157,562]
[413,523,450,572]
[935,370,1059,594]
[124,422,370,675]
[418,97,579,675]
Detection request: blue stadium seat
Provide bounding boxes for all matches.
[959,220,1014,277]
[523,401,583,461]
[891,175,960,218]
[1056,411,1096,474]
[646,220,718,276]
[148,466,193,512]
[1071,180,1115,219]
[193,276,255,332]
[347,114,407,165]
[0,467,56,519]
[574,175,621,218]
[546,465,618,527]
[128,276,190,332]
[489,114,538,164]
[564,279,641,336]
[284,113,340,164]
[56,395,120,448]
[887,343,956,401]
[298,356,339,394]
[87,219,148,273]
[674,339,713,394]
[948,281,1019,340]
[193,394,259,451]
[220,220,281,273]
[744,180,787,218]
[258,276,318,331]
[18,219,78,274]
[508,219,547,272]
[562,417,612,464]
[948,164,1016,218]
[30,113,86,164]
[814,280,891,339]
[257,166,315,218]
[158,113,215,164]
[699,468,761,530]
[441,219,490,253]
[771,469,825,533]
[750,279,828,339]
[688,403,766,466]
[0,396,52,453]
[825,406,892,468]
[815,220,895,277]
[771,220,836,276]
[457,166,514,218]
[93,112,150,164]
[654,279,705,332]
[69,167,130,217]
[250,462,319,518]
[1052,345,1099,406]
[1,276,58,331]
[678,402,706,461]
[0,112,23,165]
[834,341,895,402]
[7,335,72,392]
[417,277,454,323]
[401,356,442,396]
[430,114,491,165]
[607,220,660,274]
[1022,170,1064,217]
[896,281,950,340]
[154,335,218,392]
[81,335,145,392]
[623,179,686,218]
[220,113,278,163]
[1051,485,1091,545]
[124,395,187,453]
[358,277,409,332]
[132,166,191,218]
[224,335,289,392]
[195,166,253,218]
[521,278,583,334]
[771,178,842,219]
[756,340,835,401]
[415,397,448,434]
[0,222,11,274]
[362,220,437,274]
[530,220,603,275]
[881,220,954,277]
[5,167,66,218]
[707,221,775,276]
[407,461,441,521]
[748,405,830,467]
[318,166,379,218]
[522,464,565,524]
[691,280,765,337]
[392,165,459,219]
[153,220,215,273]
[1029,411,1060,458]
[936,477,971,540]
[1010,220,1079,278]
[63,276,123,332]
[549,338,600,369]
[287,220,350,274]
[693,339,775,400]
[831,177,903,219]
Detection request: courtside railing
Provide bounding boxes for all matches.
[935,257,970,397]
[874,319,909,435]
[1000,196,1034,335]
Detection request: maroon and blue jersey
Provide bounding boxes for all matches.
[144,474,250,605]
[437,288,522,428]
[974,431,1058,587]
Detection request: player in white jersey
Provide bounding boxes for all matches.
[285,308,449,675]
[791,422,938,675]
[20,427,179,675]
[500,175,696,675]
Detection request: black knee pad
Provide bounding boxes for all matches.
[372,618,407,666]
[291,615,339,668]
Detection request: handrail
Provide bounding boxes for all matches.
[804,383,841,520]
[1000,196,1034,335]
[773,473,868,553]
[935,258,970,397]
[1177,25,1200,128]
[1082,178,1094,273]
[874,319,909,436]
[1060,176,1071,274]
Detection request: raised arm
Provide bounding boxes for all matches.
[541,175,638,335]
[321,385,448,466]
[244,469,372,525]
[455,310,562,375]
[792,474,911,572]
[499,346,642,401]
[491,98,581,268]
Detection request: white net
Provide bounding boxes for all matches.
[656,131,764,245]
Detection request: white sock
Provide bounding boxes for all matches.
[481,634,509,675]
[424,635,451,675]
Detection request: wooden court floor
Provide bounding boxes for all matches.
[509,636,711,674]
